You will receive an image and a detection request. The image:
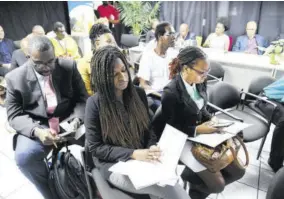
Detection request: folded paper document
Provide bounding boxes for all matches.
[188,120,251,148]
[60,120,85,140]
[109,124,187,190]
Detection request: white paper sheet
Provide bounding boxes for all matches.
[59,121,85,140]
[188,121,252,148]
[109,124,188,189]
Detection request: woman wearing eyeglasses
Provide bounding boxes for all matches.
[156,46,245,199]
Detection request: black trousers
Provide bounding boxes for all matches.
[257,100,284,167]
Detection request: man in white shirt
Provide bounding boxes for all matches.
[137,22,177,111]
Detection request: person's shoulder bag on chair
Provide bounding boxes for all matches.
[48,146,90,199]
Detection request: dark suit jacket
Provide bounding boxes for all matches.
[0,38,15,64]
[159,74,212,137]
[5,58,88,138]
[84,86,157,179]
[10,49,28,71]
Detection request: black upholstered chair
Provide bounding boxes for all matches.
[121,34,140,48]
[266,167,284,199]
[206,61,225,88]
[81,148,151,199]
[207,81,277,159]
[207,61,225,81]
[244,76,277,158]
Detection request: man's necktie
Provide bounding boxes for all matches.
[44,76,59,135]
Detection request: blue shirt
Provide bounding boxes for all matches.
[232,34,268,55]
[0,39,14,64]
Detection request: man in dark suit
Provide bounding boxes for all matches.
[0,25,15,76]
[5,36,88,199]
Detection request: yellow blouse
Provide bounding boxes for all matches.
[77,53,92,96]
[50,36,81,60]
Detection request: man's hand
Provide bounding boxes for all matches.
[34,127,60,145]
[69,118,81,132]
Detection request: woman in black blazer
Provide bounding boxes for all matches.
[159,46,245,199]
[84,46,190,199]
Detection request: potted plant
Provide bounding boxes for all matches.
[118,1,161,36]
[264,39,284,65]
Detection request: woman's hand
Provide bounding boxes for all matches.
[196,122,218,134]
[131,145,161,162]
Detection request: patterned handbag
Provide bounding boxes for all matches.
[191,136,249,173]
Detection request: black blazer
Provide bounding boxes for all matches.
[10,49,28,71]
[85,87,157,179]
[5,58,88,138]
[159,74,212,137]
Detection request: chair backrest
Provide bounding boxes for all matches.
[121,34,139,48]
[207,81,241,109]
[266,167,284,199]
[14,40,21,49]
[207,61,225,81]
[151,106,165,140]
[248,76,276,95]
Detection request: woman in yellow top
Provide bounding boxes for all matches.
[49,22,81,60]
[78,23,121,96]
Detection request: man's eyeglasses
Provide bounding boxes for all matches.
[190,67,211,77]
[164,32,175,37]
[30,58,56,70]
[30,58,56,66]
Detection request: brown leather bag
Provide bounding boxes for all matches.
[191,136,249,173]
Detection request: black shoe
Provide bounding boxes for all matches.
[268,158,283,173]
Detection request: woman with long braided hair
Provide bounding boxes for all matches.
[85,46,191,199]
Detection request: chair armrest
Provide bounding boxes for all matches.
[207,74,221,82]
[241,91,278,125]
[241,91,277,108]
[207,102,244,122]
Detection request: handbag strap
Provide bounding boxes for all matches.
[232,136,249,169]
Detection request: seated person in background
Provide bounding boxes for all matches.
[203,17,230,51]
[5,36,88,199]
[137,22,177,112]
[31,25,45,36]
[0,25,15,76]
[49,22,81,60]
[146,19,159,43]
[257,77,284,172]
[233,21,268,55]
[10,35,32,71]
[175,23,196,47]
[158,46,245,199]
[78,23,119,96]
[85,46,191,199]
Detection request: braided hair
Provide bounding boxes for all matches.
[89,23,112,41]
[169,46,207,79]
[90,46,149,148]
[89,24,112,50]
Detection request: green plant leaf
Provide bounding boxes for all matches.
[118,1,160,36]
